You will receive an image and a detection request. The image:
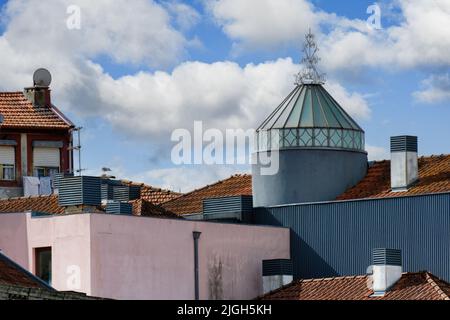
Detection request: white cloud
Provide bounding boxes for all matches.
[94,58,371,139]
[413,73,450,104]
[2,0,188,68]
[206,0,320,51]
[366,145,389,161]
[207,0,450,72]
[165,1,201,31]
[322,0,450,72]
[325,82,371,120]
[0,0,373,190]
[129,165,246,193]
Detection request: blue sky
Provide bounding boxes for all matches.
[0,0,449,191]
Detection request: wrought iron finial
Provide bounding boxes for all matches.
[295,29,326,85]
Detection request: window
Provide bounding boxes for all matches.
[0,146,16,181]
[35,247,52,285]
[33,147,60,177]
[33,167,60,178]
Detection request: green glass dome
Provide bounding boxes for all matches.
[256,84,365,152]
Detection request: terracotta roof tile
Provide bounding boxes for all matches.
[260,272,450,300]
[131,199,179,219]
[0,195,64,214]
[0,92,72,129]
[121,180,182,205]
[0,252,48,289]
[337,155,450,201]
[161,174,252,215]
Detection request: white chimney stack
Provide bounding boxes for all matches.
[390,136,418,191]
[262,259,293,295]
[370,248,402,296]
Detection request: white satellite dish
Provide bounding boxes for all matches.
[33,68,52,87]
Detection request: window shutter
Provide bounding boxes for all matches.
[0,146,15,165]
[33,147,60,168]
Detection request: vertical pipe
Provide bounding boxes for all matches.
[78,128,82,176]
[193,231,201,300]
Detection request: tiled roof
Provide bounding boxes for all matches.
[162,174,252,216]
[0,252,50,289]
[0,285,104,300]
[121,180,182,205]
[0,92,73,130]
[260,272,450,300]
[131,199,179,219]
[0,195,64,214]
[337,154,450,200]
[0,194,179,219]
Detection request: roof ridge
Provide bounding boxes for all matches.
[301,274,367,283]
[0,194,58,202]
[120,180,181,194]
[424,272,450,300]
[162,174,249,205]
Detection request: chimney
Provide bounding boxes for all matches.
[370,248,402,296]
[24,86,51,108]
[390,136,418,191]
[24,68,52,108]
[262,259,293,295]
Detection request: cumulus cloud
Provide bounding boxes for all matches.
[0,0,373,190]
[206,0,320,51]
[95,58,371,139]
[321,0,450,72]
[207,0,450,73]
[413,73,450,104]
[129,165,246,193]
[2,0,188,68]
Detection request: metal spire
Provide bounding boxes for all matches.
[295,29,326,85]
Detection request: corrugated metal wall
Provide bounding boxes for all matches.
[254,193,450,282]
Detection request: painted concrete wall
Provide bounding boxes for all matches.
[26,214,92,295]
[252,149,368,207]
[89,214,290,300]
[0,213,29,267]
[0,213,290,300]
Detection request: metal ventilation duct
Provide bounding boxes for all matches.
[202,195,253,221]
[106,201,133,215]
[58,176,101,207]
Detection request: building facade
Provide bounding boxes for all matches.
[0,85,74,198]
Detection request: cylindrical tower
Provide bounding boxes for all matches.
[252,31,367,207]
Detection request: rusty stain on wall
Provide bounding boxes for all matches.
[208,255,223,300]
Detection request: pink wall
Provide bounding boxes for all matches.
[0,213,29,267]
[0,213,290,300]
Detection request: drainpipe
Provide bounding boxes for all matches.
[193,231,201,300]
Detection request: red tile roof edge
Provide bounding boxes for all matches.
[257,271,450,300]
[162,174,251,207]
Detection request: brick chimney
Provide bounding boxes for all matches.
[24,86,51,108]
[24,68,52,108]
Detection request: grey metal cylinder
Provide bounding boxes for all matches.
[252,149,368,207]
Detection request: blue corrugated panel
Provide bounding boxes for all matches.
[203,195,253,215]
[263,259,293,276]
[106,201,132,215]
[112,185,141,202]
[53,172,74,190]
[58,176,101,206]
[254,193,450,282]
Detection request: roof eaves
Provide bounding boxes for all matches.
[425,272,450,300]
[0,251,55,291]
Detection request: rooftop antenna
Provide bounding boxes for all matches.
[295,29,326,85]
[71,127,85,176]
